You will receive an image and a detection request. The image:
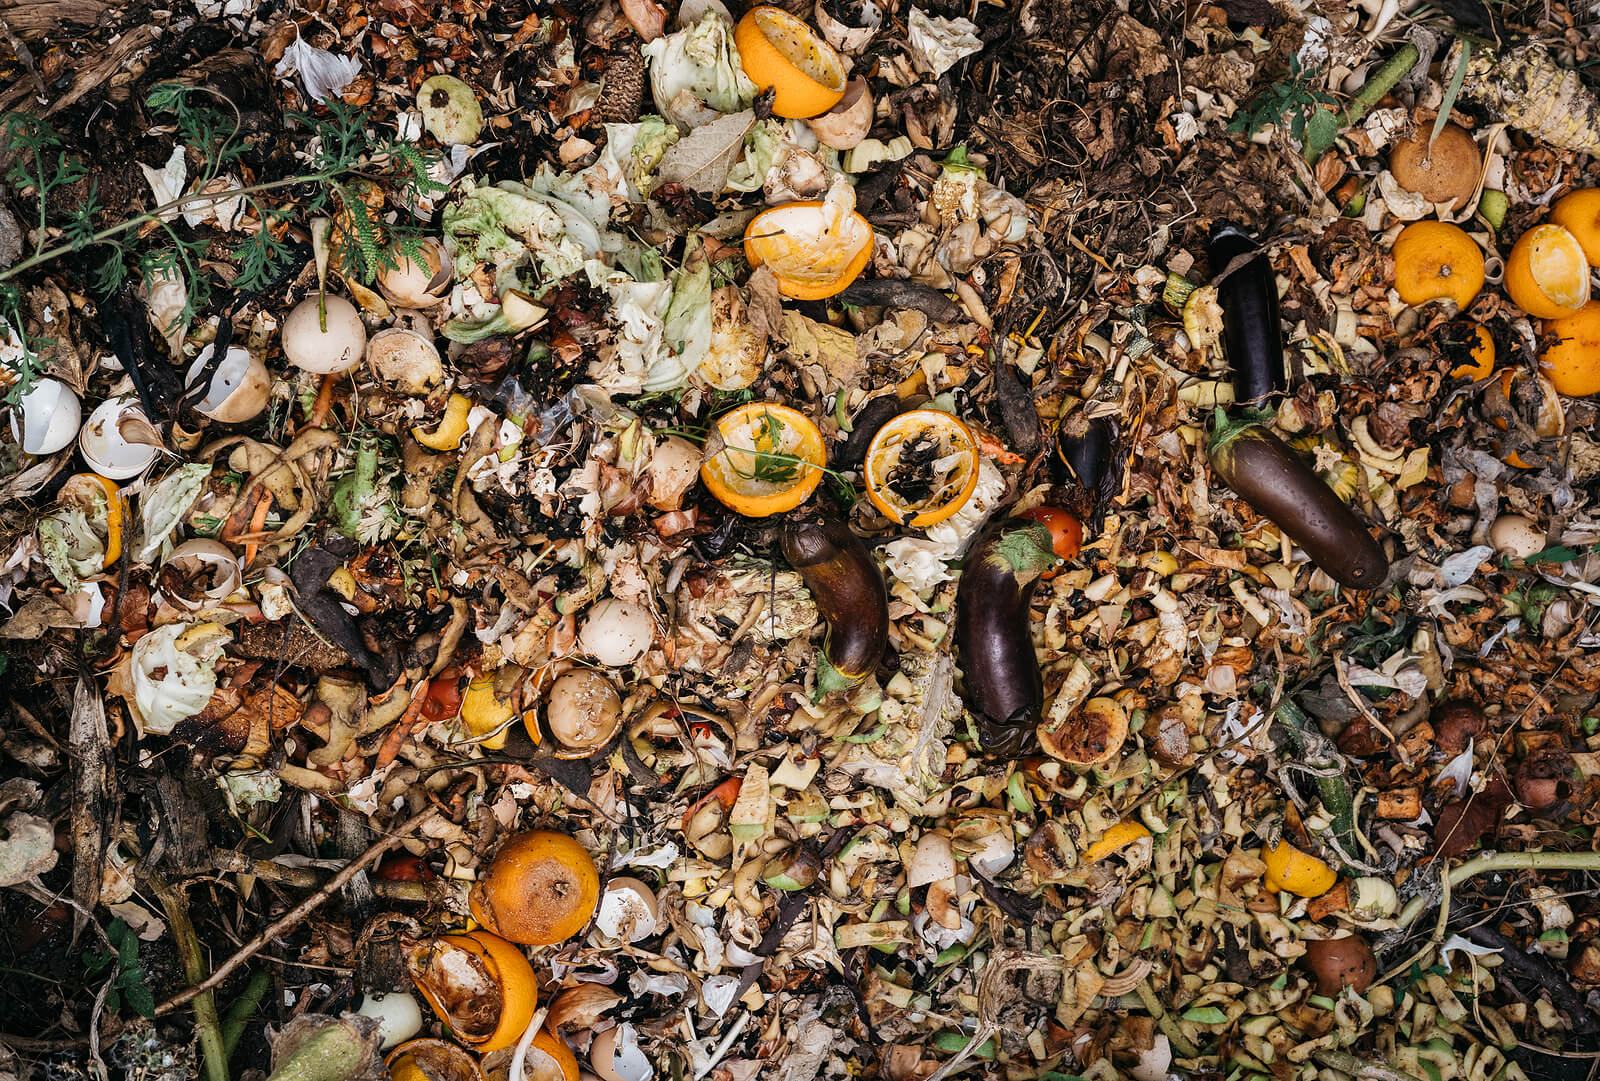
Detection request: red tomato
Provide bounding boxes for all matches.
[375,854,435,882]
[1019,506,1084,578]
[421,668,464,721]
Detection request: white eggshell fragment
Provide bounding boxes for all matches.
[906,831,956,888]
[1489,513,1544,559]
[281,295,366,374]
[186,345,271,423]
[354,991,423,1050]
[591,1024,653,1081]
[546,669,624,755]
[12,377,80,455]
[1128,1034,1172,1081]
[578,598,655,667]
[79,396,161,479]
[377,239,451,309]
[647,436,703,511]
[595,877,660,943]
[367,328,443,395]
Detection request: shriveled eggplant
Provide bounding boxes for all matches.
[1053,412,1120,528]
[1207,417,1388,590]
[1210,220,1285,407]
[781,514,888,696]
[955,520,1059,757]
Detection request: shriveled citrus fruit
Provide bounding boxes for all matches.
[734,6,846,119]
[863,409,980,527]
[1549,189,1600,266]
[1451,324,1495,381]
[744,201,873,300]
[1262,840,1336,898]
[1391,220,1484,308]
[521,1029,581,1081]
[700,402,825,517]
[1542,301,1600,396]
[1081,821,1151,863]
[470,830,600,946]
[1388,121,1480,211]
[1505,223,1591,319]
[405,930,537,1053]
[386,1039,487,1081]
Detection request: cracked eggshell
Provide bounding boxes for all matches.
[281,295,366,374]
[906,831,956,888]
[578,598,655,667]
[378,238,452,309]
[11,377,79,455]
[1490,513,1544,559]
[590,1024,652,1081]
[545,669,624,757]
[355,991,424,1050]
[806,77,873,150]
[595,876,660,942]
[367,328,443,395]
[185,345,271,423]
[1127,1034,1171,1081]
[813,0,881,54]
[79,396,161,479]
[418,75,484,146]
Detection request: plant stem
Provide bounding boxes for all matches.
[1273,699,1358,858]
[220,970,273,1058]
[152,874,230,1081]
[1134,979,1200,1058]
[1302,43,1422,163]
[1395,850,1600,930]
[0,171,336,286]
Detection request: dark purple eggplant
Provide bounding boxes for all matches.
[1207,418,1388,590]
[782,514,889,697]
[1210,220,1285,407]
[1053,413,1120,529]
[955,519,1059,757]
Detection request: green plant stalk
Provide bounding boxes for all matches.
[1303,44,1422,163]
[1395,850,1600,930]
[1273,699,1357,857]
[220,970,272,1058]
[153,875,230,1081]
[1134,979,1200,1058]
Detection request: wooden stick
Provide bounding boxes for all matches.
[154,805,440,1016]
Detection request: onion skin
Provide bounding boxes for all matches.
[1207,420,1388,590]
[781,514,888,696]
[955,520,1059,757]
[1210,220,1285,407]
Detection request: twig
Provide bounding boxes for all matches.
[1395,850,1600,931]
[154,805,441,1017]
[210,850,438,902]
[1133,979,1200,1059]
[151,872,230,1081]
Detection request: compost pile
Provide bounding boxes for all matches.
[10,0,1600,1079]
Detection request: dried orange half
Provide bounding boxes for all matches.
[1506,223,1591,319]
[744,201,873,300]
[406,930,537,1053]
[521,1029,582,1081]
[387,1039,488,1081]
[735,6,847,119]
[863,409,980,527]
[1391,220,1484,309]
[700,402,826,517]
[470,830,601,946]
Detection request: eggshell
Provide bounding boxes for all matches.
[590,1024,652,1081]
[281,295,366,374]
[545,669,623,755]
[79,396,160,479]
[186,345,271,423]
[367,328,443,395]
[595,877,660,943]
[578,598,655,667]
[355,991,424,1050]
[1489,513,1544,559]
[11,377,80,455]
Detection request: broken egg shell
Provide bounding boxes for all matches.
[1489,513,1544,559]
[578,598,655,667]
[812,0,880,54]
[367,327,444,396]
[1126,1034,1171,1081]
[906,830,956,888]
[11,377,80,455]
[805,77,873,150]
[595,876,660,942]
[281,295,367,374]
[646,436,703,511]
[79,396,161,480]
[542,669,624,757]
[590,1024,653,1081]
[185,345,271,423]
[159,539,243,612]
[355,990,424,1050]
[377,238,452,309]
[418,74,484,146]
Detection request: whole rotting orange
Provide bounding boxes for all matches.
[1391,220,1485,309]
[1549,188,1600,266]
[470,830,600,946]
[1541,301,1600,397]
[1505,223,1591,319]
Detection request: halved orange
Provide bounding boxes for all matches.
[522,1029,581,1081]
[387,1039,488,1081]
[1542,301,1600,396]
[1506,223,1591,319]
[406,930,537,1053]
[470,830,601,946]
[744,201,873,301]
[1549,189,1600,266]
[1391,220,1484,309]
[1451,324,1495,382]
[700,402,825,517]
[863,409,980,527]
[735,7,847,119]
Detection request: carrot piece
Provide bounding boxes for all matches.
[239,492,273,569]
[219,485,269,543]
[307,373,337,428]
[376,678,431,768]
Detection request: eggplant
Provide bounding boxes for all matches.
[1210,220,1285,407]
[1053,413,1120,529]
[955,520,1059,757]
[1207,417,1388,590]
[782,514,889,697]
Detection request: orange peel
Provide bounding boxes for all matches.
[1081,821,1151,864]
[734,7,847,119]
[1262,840,1337,898]
[470,830,601,946]
[863,409,980,527]
[1549,188,1600,267]
[406,930,537,1053]
[1543,300,1600,397]
[699,403,826,517]
[1391,220,1484,309]
[744,201,873,301]
[1506,223,1590,319]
